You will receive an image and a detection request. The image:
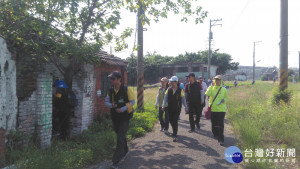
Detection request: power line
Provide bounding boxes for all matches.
[230,0,252,29]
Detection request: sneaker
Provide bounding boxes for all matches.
[218,140,224,146]
[160,127,164,131]
[188,129,195,133]
[173,136,178,142]
[164,130,169,134]
[110,164,118,169]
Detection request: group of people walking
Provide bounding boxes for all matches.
[155,73,228,145]
[104,70,228,169]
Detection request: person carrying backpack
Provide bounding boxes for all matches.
[162,76,187,142]
[104,71,135,169]
[185,73,204,132]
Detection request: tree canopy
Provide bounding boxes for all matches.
[0,0,207,86]
[126,51,239,84]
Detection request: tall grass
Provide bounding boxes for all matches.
[227,82,300,168]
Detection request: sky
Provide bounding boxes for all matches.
[104,0,300,68]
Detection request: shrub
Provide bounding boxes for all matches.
[269,87,293,105]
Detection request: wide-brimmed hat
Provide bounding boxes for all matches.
[160,77,168,83]
[169,76,179,82]
[214,75,222,80]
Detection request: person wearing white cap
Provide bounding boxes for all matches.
[155,77,170,133]
[162,76,188,142]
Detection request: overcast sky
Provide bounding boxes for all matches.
[104,0,300,68]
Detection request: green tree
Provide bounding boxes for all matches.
[1,0,207,87]
[288,69,295,76]
[171,51,239,74]
[126,52,173,85]
[0,0,132,87]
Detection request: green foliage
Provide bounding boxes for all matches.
[288,69,295,76]
[269,87,293,105]
[288,75,299,82]
[127,51,239,84]
[126,53,173,84]
[170,51,239,74]
[260,74,269,81]
[227,82,300,169]
[224,81,252,87]
[5,106,158,168]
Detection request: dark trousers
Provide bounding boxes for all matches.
[159,107,169,130]
[189,103,202,130]
[169,109,180,136]
[211,112,225,142]
[112,119,129,164]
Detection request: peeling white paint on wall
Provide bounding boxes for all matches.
[0,37,17,132]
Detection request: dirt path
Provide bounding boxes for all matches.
[90,103,238,169]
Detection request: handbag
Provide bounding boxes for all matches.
[204,87,222,119]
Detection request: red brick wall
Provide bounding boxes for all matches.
[94,63,127,117]
[0,129,5,165]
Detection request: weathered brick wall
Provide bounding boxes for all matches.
[0,37,18,133]
[18,91,37,140]
[0,129,5,165]
[71,64,95,136]
[17,73,53,149]
[1,35,121,161]
[0,37,18,163]
[35,73,52,148]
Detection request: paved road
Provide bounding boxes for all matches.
[90,103,238,169]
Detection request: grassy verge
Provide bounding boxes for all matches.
[5,88,158,169]
[227,82,300,169]
[224,80,267,87]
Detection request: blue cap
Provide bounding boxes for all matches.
[54,80,68,88]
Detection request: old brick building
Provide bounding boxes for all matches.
[94,51,128,117]
[0,36,128,165]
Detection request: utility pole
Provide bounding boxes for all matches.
[279,0,288,91]
[253,41,261,82]
[208,19,222,79]
[137,4,144,111]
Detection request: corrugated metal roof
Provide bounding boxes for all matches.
[95,51,127,67]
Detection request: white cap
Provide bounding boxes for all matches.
[169,76,179,82]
